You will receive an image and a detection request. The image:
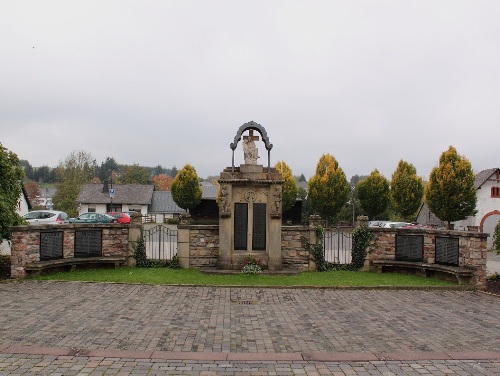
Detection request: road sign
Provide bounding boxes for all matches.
[109,188,116,198]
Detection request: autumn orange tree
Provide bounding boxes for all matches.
[308,154,349,221]
[275,160,298,213]
[425,146,476,229]
[151,174,173,191]
[24,181,41,207]
[390,160,424,221]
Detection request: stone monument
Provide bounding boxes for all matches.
[218,121,283,270]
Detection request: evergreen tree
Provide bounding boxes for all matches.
[425,146,476,228]
[308,154,349,221]
[357,169,390,219]
[390,160,424,220]
[275,160,298,213]
[0,144,24,241]
[171,164,202,212]
[98,157,120,182]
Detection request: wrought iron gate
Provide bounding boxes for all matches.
[143,225,178,260]
[323,227,353,264]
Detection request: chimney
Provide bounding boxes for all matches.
[103,180,109,193]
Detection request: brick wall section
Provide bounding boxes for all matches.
[10,224,130,278]
[368,228,488,288]
[281,226,311,270]
[188,226,219,268]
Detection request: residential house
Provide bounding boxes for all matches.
[17,183,32,216]
[76,183,154,215]
[148,191,185,222]
[417,168,500,248]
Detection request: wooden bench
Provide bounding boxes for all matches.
[24,257,126,276]
[371,260,475,285]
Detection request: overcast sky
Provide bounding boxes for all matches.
[2,1,499,181]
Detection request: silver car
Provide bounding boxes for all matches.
[23,210,69,225]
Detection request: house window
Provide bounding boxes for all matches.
[492,187,500,198]
[88,206,96,213]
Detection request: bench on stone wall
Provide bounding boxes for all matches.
[371,260,475,285]
[24,257,126,276]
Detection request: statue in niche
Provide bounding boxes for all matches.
[220,185,229,212]
[243,130,259,165]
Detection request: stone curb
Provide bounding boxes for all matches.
[1,345,500,362]
[17,279,477,291]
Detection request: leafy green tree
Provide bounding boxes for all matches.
[308,154,349,221]
[390,160,424,221]
[171,164,202,212]
[0,144,25,241]
[425,146,476,229]
[34,165,52,183]
[275,161,298,213]
[52,150,97,217]
[357,169,390,219]
[120,163,151,184]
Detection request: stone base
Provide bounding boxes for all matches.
[240,164,264,173]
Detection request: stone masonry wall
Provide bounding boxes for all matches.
[368,228,488,288]
[10,224,131,278]
[281,226,311,271]
[189,226,219,268]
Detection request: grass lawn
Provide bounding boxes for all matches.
[29,267,458,287]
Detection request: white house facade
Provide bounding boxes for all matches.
[446,168,500,248]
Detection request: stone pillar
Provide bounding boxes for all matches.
[177,214,191,269]
[127,213,142,266]
[356,215,369,228]
[177,224,190,269]
[307,215,322,271]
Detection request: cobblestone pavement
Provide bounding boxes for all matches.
[1,281,500,375]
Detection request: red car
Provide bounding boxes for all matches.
[107,212,131,224]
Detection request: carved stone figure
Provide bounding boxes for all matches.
[243,137,259,164]
[219,185,230,216]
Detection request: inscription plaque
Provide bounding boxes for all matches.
[234,203,248,250]
[435,236,459,266]
[75,230,102,257]
[40,231,64,261]
[395,235,423,262]
[252,203,266,250]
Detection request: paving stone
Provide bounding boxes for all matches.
[1,282,500,374]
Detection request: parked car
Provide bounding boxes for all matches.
[107,212,131,224]
[23,210,69,225]
[69,213,117,224]
[368,221,410,228]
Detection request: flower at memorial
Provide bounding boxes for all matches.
[241,254,262,274]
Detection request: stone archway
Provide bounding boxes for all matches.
[480,210,500,249]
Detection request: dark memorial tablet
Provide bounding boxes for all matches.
[252,203,266,250]
[40,231,64,261]
[75,230,102,257]
[395,234,423,262]
[234,203,248,250]
[435,236,459,266]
